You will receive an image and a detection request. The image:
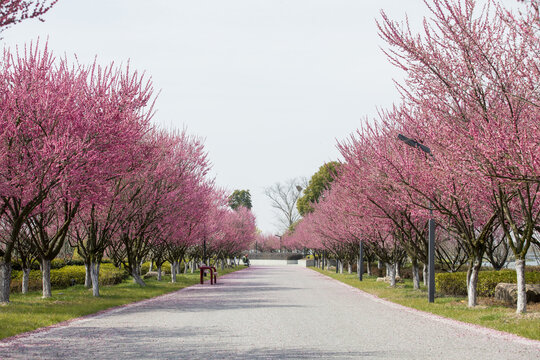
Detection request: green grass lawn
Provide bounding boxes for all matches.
[311,267,540,341]
[0,266,244,340]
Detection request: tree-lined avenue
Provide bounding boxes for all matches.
[1,266,538,359]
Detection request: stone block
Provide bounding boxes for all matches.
[143,271,159,279]
[494,283,540,304]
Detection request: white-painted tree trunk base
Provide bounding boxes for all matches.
[41,259,52,298]
[22,268,30,294]
[468,266,479,307]
[412,263,420,290]
[0,261,12,303]
[132,270,146,287]
[90,262,100,297]
[171,261,177,283]
[84,263,91,288]
[388,263,396,287]
[515,259,527,314]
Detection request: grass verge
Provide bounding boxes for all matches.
[311,267,540,341]
[0,266,244,340]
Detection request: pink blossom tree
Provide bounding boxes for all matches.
[378,0,540,312]
[164,183,217,282]
[255,233,281,253]
[32,59,155,298]
[208,206,256,269]
[0,42,153,302]
[0,0,58,33]
[108,130,212,286]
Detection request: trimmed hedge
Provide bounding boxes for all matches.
[10,263,127,293]
[436,269,540,297]
[141,261,171,274]
[11,258,112,271]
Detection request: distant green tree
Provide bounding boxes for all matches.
[297,161,340,216]
[228,189,252,210]
[287,219,300,234]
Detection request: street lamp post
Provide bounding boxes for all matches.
[203,237,207,265]
[358,240,363,281]
[274,234,282,253]
[397,134,436,303]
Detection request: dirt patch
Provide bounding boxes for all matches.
[505,311,540,320]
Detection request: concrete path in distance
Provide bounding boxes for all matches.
[1,266,539,359]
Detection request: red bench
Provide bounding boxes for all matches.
[199,266,218,285]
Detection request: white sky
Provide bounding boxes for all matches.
[2,0,520,234]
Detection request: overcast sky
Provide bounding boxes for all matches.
[2,0,519,234]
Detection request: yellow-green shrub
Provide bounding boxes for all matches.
[141,261,171,274]
[10,263,126,293]
[436,270,540,297]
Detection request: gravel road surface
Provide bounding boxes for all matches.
[1,266,539,359]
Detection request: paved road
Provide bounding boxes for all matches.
[1,266,539,359]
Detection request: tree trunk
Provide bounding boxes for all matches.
[388,263,396,287]
[84,262,92,288]
[221,258,225,271]
[132,269,146,287]
[339,260,343,274]
[157,265,162,281]
[412,259,420,290]
[41,258,52,298]
[22,268,30,294]
[171,261,177,283]
[358,243,363,281]
[149,260,153,272]
[184,261,188,274]
[90,261,100,297]
[190,260,194,273]
[395,262,401,278]
[467,264,480,307]
[0,261,12,303]
[322,252,325,270]
[366,259,372,276]
[378,260,382,269]
[515,259,527,314]
[348,262,352,274]
[423,264,428,286]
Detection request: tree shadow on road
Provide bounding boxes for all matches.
[0,324,397,360]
